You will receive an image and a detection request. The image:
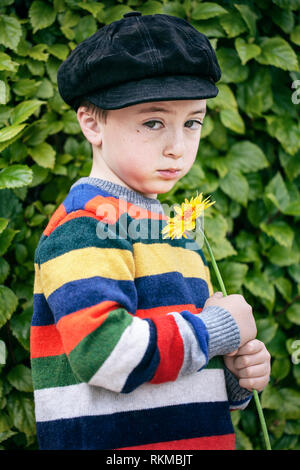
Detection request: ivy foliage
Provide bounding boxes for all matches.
[0,0,300,450]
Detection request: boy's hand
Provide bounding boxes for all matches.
[203,292,257,348]
[224,340,271,392]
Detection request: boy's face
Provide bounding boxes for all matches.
[86,99,206,198]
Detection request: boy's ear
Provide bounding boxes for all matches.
[76,106,102,146]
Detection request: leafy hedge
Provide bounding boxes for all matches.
[0,0,300,450]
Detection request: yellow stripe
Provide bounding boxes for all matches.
[133,243,208,281]
[33,263,43,294]
[40,247,135,299]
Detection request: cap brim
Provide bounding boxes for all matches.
[81,75,219,110]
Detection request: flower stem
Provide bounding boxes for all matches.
[202,232,271,450]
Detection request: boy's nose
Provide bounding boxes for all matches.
[163,131,185,159]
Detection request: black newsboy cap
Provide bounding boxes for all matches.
[57,11,222,111]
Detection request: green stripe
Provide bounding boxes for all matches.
[31,355,81,389]
[68,308,133,383]
[37,214,207,266]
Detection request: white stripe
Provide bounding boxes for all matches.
[88,316,150,392]
[167,312,206,376]
[34,369,227,422]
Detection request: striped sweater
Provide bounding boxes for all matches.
[31,177,252,450]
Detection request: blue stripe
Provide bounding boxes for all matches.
[181,311,209,366]
[47,276,137,323]
[121,319,160,393]
[36,401,233,450]
[136,274,209,310]
[63,184,116,214]
[32,294,54,326]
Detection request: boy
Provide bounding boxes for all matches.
[30,12,270,450]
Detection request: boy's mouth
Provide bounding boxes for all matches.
[157,169,181,179]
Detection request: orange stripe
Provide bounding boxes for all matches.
[137,304,203,319]
[43,204,67,236]
[56,300,122,355]
[117,433,235,450]
[85,195,167,224]
[30,325,65,359]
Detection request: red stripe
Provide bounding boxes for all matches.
[150,314,184,384]
[43,204,67,236]
[117,433,235,450]
[137,304,202,319]
[30,325,64,359]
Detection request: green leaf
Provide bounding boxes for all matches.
[234,3,258,36]
[216,48,249,83]
[207,83,237,110]
[261,384,284,409]
[191,2,227,20]
[0,257,10,284]
[10,307,32,351]
[28,142,56,169]
[235,37,261,65]
[7,365,33,392]
[0,15,22,51]
[138,1,164,15]
[274,277,293,302]
[7,392,36,437]
[225,141,269,174]
[62,110,81,134]
[267,243,300,267]
[0,227,19,256]
[260,221,294,248]
[29,0,56,33]
[244,272,275,304]
[219,11,248,38]
[271,358,291,381]
[219,169,249,206]
[0,51,18,72]
[215,261,248,294]
[0,80,7,105]
[256,318,278,344]
[0,340,6,365]
[0,285,18,329]
[220,108,245,134]
[74,15,97,43]
[265,115,300,155]
[10,100,45,126]
[278,388,300,419]
[0,124,27,143]
[12,78,42,98]
[264,172,290,212]
[290,24,300,46]
[236,66,273,117]
[0,165,33,189]
[256,36,299,72]
[286,302,300,325]
[47,44,69,61]
[0,218,8,234]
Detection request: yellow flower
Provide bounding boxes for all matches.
[161,192,215,239]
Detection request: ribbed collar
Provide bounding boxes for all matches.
[70,177,165,214]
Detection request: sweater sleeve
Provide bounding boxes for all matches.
[37,214,240,393]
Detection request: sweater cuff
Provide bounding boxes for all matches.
[197,305,240,359]
[224,366,253,406]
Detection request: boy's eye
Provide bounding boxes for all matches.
[144,120,203,130]
[185,120,203,129]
